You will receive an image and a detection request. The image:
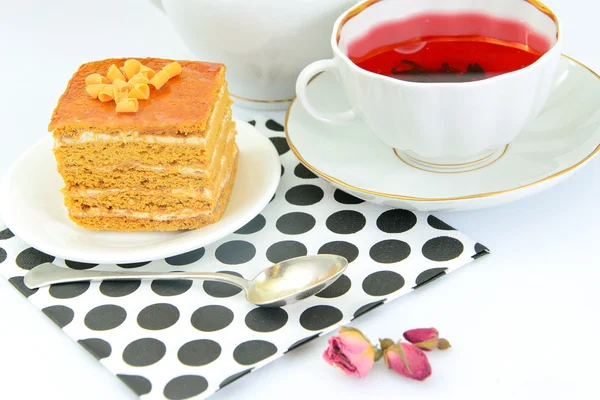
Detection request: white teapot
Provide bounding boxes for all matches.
[148,0,358,110]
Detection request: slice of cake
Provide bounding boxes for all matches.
[49,58,238,231]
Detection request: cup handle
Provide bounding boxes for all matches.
[296,59,357,125]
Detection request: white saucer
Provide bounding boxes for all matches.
[286,55,600,212]
[0,121,280,263]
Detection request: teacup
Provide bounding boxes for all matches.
[296,0,562,171]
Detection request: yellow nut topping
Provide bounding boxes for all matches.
[116,98,139,113]
[85,84,106,99]
[128,72,150,84]
[114,88,130,103]
[139,65,156,79]
[85,73,108,85]
[128,83,150,100]
[85,59,183,113]
[107,64,126,83]
[97,84,116,102]
[113,79,129,92]
[123,59,142,80]
[162,62,182,79]
[149,69,170,90]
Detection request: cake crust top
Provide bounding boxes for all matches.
[49,58,226,136]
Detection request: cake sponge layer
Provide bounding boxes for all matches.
[53,97,231,169]
[57,120,236,190]
[67,147,239,231]
[63,134,237,213]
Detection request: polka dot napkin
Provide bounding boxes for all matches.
[0,115,489,400]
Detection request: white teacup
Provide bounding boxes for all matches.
[296,0,562,170]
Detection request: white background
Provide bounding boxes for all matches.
[1,0,599,399]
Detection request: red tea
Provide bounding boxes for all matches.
[347,13,550,83]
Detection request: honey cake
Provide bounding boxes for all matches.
[49,57,239,231]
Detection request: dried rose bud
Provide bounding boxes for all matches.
[384,342,432,381]
[323,327,375,378]
[403,328,451,351]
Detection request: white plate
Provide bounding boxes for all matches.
[285,55,600,212]
[0,120,280,263]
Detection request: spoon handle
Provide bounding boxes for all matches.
[24,262,250,290]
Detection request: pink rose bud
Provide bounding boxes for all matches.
[384,342,432,381]
[323,327,375,378]
[403,328,451,351]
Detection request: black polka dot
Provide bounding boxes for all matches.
[245,308,288,333]
[215,240,256,265]
[326,210,366,234]
[151,280,193,297]
[294,163,318,179]
[178,339,221,366]
[203,271,243,298]
[84,305,126,331]
[49,282,90,299]
[266,119,284,131]
[362,271,405,296]
[117,261,150,268]
[281,165,285,177]
[474,243,490,259]
[299,305,343,331]
[219,369,253,389]
[266,240,307,264]
[235,214,266,234]
[16,248,54,270]
[164,375,208,400]
[166,248,205,266]
[123,338,166,367]
[247,120,256,126]
[233,340,278,365]
[0,228,14,239]
[285,334,320,353]
[276,212,315,235]
[377,210,417,233]
[369,240,411,263]
[0,248,6,264]
[318,241,359,263]
[100,280,141,297]
[65,260,98,270]
[42,305,74,328]
[415,268,447,288]
[117,375,152,396]
[269,137,289,156]
[8,276,37,298]
[422,237,464,261]
[191,305,234,332]
[78,338,112,360]
[137,303,180,330]
[315,274,351,298]
[353,300,385,319]
[427,215,455,231]
[334,189,365,205]
[285,185,324,206]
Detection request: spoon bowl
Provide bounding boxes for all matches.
[247,255,348,307]
[24,254,348,307]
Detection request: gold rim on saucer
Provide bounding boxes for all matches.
[284,55,600,202]
[230,92,294,104]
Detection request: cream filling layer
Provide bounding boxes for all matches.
[71,148,238,221]
[62,119,235,176]
[54,84,228,147]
